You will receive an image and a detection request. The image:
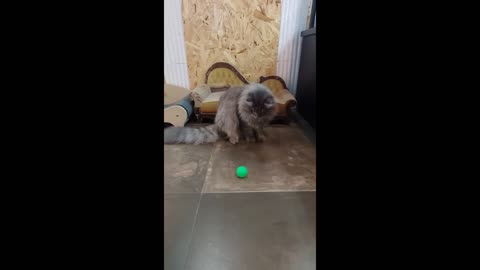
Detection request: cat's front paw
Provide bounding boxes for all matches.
[245,136,256,143]
[229,136,239,144]
[256,134,266,142]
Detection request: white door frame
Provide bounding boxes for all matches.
[276,0,311,96]
[164,0,190,89]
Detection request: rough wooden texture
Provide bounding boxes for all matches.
[182,0,282,89]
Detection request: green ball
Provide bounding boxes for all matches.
[236,166,248,178]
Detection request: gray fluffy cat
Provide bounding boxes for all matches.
[164,83,276,145]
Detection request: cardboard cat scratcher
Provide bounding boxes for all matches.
[164,82,193,127]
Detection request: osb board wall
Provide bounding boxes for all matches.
[182,0,282,89]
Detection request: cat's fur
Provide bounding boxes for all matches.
[164,83,276,144]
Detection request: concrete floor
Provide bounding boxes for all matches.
[164,123,316,270]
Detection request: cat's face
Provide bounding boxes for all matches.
[242,85,276,118]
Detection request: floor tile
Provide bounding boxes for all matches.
[203,125,316,192]
[164,193,201,270]
[290,110,316,145]
[184,192,316,270]
[164,144,214,193]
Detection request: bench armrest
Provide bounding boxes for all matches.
[273,88,297,106]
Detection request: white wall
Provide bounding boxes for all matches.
[164,0,190,88]
[276,0,311,96]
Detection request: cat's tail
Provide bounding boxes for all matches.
[164,124,219,144]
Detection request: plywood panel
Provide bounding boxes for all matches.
[182,0,282,89]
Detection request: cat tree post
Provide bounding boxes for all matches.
[164,81,192,127]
